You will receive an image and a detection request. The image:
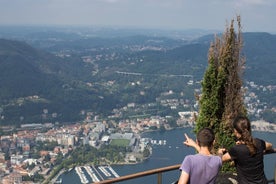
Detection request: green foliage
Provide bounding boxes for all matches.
[195,57,222,133]
[64,144,127,165]
[143,147,151,158]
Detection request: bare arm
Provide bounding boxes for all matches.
[221,152,232,162]
[178,171,189,184]
[265,141,273,151]
[183,133,200,152]
[217,148,232,162]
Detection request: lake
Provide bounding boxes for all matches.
[60,127,276,184]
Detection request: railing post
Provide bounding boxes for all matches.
[274,164,276,184]
[157,173,162,184]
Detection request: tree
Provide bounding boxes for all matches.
[195,16,247,171]
[143,147,151,158]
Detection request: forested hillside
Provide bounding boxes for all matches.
[0,30,275,125]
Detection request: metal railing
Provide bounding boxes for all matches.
[95,164,180,184]
[95,149,276,184]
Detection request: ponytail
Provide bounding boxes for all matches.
[233,116,257,155]
[241,129,257,155]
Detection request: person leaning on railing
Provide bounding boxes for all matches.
[218,116,274,184]
[178,127,222,184]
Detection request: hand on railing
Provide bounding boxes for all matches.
[265,148,276,154]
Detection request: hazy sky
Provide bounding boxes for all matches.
[0,0,275,33]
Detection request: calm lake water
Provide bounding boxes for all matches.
[60,127,276,184]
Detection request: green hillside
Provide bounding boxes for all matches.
[0,31,275,125]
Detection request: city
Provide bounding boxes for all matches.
[1,1,276,183]
[0,79,275,183]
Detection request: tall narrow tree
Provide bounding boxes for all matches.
[195,16,247,170]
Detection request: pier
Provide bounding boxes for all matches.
[73,165,120,183]
[84,166,100,183]
[75,166,89,184]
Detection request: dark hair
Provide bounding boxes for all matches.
[233,116,257,155]
[197,127,215,149]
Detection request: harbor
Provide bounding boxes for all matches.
[63,165,120,184]
[59,128,276,184]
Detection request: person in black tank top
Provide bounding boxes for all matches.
[218,116,274,184]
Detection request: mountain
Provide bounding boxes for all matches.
[0,39,116,124]
[0,31,275,125]
[0,39,62,99]
[242,32,276,84]
[194,32,276,85]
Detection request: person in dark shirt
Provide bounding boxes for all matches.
[219,116,274,184]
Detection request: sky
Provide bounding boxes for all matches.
[0,0,275,33]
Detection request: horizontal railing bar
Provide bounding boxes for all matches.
[95,149,276,184]
[94,164,181,184]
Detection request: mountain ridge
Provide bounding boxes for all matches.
[0,31,275,125]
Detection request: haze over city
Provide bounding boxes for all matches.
[0,0,275,33]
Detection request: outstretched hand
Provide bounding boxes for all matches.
[183,133,197,148]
